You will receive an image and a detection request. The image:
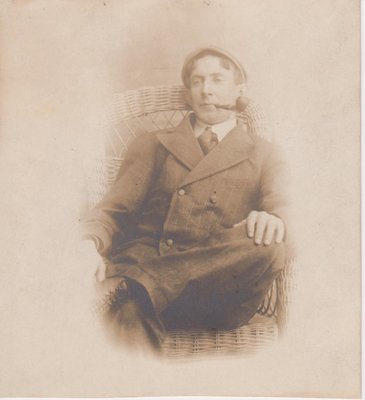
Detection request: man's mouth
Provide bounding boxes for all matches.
[201,103,235,110]
[199,103,234,112]
[200,103,217,108]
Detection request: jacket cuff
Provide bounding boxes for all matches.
[80,222,112,256]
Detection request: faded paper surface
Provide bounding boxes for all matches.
[0,0,360,397]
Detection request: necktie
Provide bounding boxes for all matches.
[198,126,219,155]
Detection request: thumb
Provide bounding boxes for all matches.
[233,219,247,228]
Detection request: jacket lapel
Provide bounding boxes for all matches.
[157,115,254,186]
[182,121,254,186]
[157,116,204,170]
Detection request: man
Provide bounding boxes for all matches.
[81,47,290,350]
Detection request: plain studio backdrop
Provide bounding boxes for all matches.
[0,0,360,397]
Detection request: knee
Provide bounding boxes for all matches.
[219,225,285,258]
[263,239,285,256]
[259,240,286,271]
[238,235,286,268]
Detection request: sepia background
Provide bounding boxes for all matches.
[0,0,360,397]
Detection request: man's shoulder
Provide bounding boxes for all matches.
[129,128,171,148]
[125,128,177,164]
[129,121,186,148]
[247,129,273,146]
[247,130,285,164]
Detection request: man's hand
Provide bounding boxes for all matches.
[234,211,285,245]
[79,240,107,282]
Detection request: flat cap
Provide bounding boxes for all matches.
[181,46,247,87]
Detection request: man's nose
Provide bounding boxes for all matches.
[201,79,213,96]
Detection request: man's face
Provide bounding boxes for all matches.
[186,55,242,125]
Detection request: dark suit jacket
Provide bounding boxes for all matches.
[83,115,291,329]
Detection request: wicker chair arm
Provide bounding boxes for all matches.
[276,258,297,333]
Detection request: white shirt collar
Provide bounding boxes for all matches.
[192,115,237,141]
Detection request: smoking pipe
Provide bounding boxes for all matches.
[214,96,249,113]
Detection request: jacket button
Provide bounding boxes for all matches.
[210,194,217,204]
[166,239,174,246]
[177,188,186,196]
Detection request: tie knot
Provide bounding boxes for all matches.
[204,126,218,143]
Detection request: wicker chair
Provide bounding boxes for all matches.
[87,85,296,358]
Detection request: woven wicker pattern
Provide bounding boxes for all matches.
[88,85,295,357]
[105,85,270,160]
[276,258,298,330]
[161,317,278,358]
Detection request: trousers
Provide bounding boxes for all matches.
[98,226,286,349]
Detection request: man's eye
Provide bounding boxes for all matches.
[214,77,224,83]
[192,80,201,86]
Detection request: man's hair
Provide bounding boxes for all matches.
[182,49,244,88]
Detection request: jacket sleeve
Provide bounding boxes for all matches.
[258,142,292,234]
[81,133,162,256]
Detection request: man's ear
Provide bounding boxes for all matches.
[234,83,249,112]
[237,82,248,97]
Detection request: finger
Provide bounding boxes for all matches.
[275,220,285,243]
[254,212,269,244]
[263,218,277,246]
[233,219,246,228]
[246,211,258,238]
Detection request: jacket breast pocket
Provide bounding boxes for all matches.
[220,177,250,189]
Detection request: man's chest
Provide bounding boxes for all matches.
[143,152,261,230]
[154,152,260,197]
